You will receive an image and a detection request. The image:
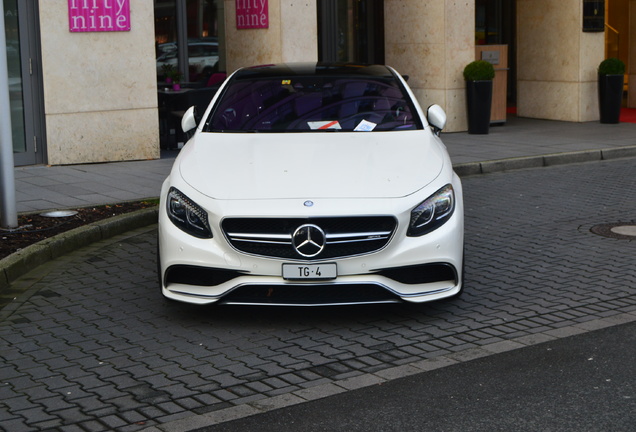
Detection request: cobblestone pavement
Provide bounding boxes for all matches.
[1,158,636,431]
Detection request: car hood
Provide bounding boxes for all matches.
[179,131,445,200]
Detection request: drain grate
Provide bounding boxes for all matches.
[590,223,636,240]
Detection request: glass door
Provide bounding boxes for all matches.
[475,0,516,108]
[155,0,226,149]
[4,0,45,166]
[318,0,385,64]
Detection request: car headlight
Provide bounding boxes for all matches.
[407,184,455,237]
[167,187,213,238]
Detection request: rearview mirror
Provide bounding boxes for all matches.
[181,106,197,133]
[427,104,447,136]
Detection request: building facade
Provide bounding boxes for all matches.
[4,0,635,166]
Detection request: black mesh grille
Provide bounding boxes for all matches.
[219,284,401,305]
[165,265,245,286]
[375,263,457,285]
[222,216,397,260]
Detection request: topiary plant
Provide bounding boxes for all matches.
[598,58,625,76]
[463,60,495,81]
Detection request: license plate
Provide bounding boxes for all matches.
[282,263,337,280]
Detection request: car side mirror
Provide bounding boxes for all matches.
[181,106,197,133]
[427,104,447,136]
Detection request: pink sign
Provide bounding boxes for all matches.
[236,0,269,29]
[68,0,131,33]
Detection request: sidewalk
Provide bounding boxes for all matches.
[11,116,636,214]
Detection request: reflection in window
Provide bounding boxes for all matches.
[154,0,225,84]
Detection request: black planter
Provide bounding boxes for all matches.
[598,74,624,124]
[465,80,493,134]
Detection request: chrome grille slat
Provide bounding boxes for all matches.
[231,238,292,245]
[327,231,392,240]
[227,233,291,240]
[222,217,397,260]
[328,237,390,245]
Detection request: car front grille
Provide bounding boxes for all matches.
[221,216,397,261]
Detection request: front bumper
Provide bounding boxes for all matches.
[158,186,464,306]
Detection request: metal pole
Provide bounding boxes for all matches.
[0,0,18,228]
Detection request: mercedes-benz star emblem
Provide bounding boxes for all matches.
[292,224,326,258]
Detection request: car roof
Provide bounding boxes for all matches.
[233,63,396,80]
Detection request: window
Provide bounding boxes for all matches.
[206,71,420,132]
[154,0,225,84]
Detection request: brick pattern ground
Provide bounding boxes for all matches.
[1,158,636,431]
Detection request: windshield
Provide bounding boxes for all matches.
[204,75,422,132]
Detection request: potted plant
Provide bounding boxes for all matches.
[463,60,495,134]
[162,64,174,83]
[169,70,183,91]
[598,58,625,124]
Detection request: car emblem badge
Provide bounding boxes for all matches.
[304,200,314,207]
[292,224,326,257]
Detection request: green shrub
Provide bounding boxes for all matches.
[598,58,625,76]
[463,60,495,81]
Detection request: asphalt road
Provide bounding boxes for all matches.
[194,320,636,432]
[1,157,635,431]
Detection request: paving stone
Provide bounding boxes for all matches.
[0,416,36,432]
[17,405,58,425]
[193,393,224,406]
[172,372,211,388]
[173,396,204,411]
[117,409,149,424]
[78,420,110,431]
[278,372,308,386]
[210,388,240,402]
[108,395,147,411]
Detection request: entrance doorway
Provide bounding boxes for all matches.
[605,0,630,106]
[317,0,385,64]
[4,0,46,166]
[605,0,629,61]
[475,0,516,108]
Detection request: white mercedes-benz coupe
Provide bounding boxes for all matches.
[158,63,464,306]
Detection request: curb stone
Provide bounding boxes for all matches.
[0,207,158,293]
[452,145,636,176]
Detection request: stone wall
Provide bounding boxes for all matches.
[224,0,318,73]
[40,0,159,165]
[384,0,475,132]
[516,0,604,122]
